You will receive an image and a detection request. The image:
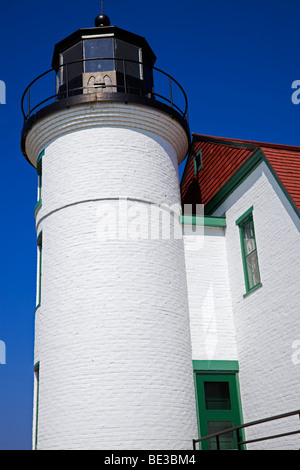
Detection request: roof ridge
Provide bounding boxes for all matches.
[192,133,300,153]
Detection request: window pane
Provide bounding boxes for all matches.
[62,42,83,82]
[34,366,40,450]
[84,39,114,73]
[38,175,42,201]
[243,219,256,255]
[207,421,235,450]
[115,39,141,78]
[246,251,260,289]
[37,234,42,308]
[194,151,202,175]
[204,382,231,410]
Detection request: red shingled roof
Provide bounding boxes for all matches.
[181,134,300,216]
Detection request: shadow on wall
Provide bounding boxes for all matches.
[182,180,202,214]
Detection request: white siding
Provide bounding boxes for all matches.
[214,161,300,449]
[184,225,237,361]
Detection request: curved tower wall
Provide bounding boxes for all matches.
[26,103,198,450]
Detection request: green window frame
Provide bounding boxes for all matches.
[193,149,203,175]
[36,232,43,311]
[236,207,262,297]
[34,150,44,216]
[34,362,40,450]
[193,361,245,450]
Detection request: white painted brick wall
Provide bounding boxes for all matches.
[214,162,300,449]
[184,225,237,361]
[26,103,198,450]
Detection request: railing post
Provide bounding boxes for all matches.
[236,429,242,450]
[123,60,127,94]
[55,69,59,97]
[65,64,69,99]
[191,409,300,451]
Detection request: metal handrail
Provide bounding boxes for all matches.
[193,409,300,450]
[21,56,189,123]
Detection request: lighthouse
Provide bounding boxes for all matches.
[21,9,198,450]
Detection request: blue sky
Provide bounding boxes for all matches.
[1,0,300,450]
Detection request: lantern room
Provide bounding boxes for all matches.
[51,15,157,99]
[21,12,190,164]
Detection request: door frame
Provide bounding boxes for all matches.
[193,360,246,450]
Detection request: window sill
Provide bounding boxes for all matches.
[243,282,262,298]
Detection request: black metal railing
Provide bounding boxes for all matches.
[21,57,189,124]
[193,409,300,450]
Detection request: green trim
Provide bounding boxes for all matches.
[238,222,249,293]
[34,200,42,217]
[193,150,203,175]
[36,232,43,311]
[193,372,202,444]
[182,137,300,220]
[37,151,44,177]
[263,157,300,219]
[193,365,246,450]
[243,282,262,298]
[180,137,256,190]
[37,231,42,246]
[237,210,262,296]
[34,362,40,451]
[205,148,263,215]
[235,206,253,226]
[193,360,239,372]
[181,215,226,228]
[37,160,42,177]
[193,361,243,450]
[36,149,45,168]
[234,372,246,448]
[36,150,43,216]
[204,148,300,218]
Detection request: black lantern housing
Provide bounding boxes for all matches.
[51,25,157,100]
[21,16,190,162]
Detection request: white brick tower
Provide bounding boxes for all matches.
[21,11,197,450]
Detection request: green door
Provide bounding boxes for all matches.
[195,373,242,450]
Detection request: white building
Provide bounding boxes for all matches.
[181,134,300,449]
[21,12,300,450]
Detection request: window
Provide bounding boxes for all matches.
[194,363,245,450]
[115,39,141,79]
[236,207,262,296]
[34,362,40,450]
[60,42,83,83]
[37,150,44,200]
[84,38,114,73]
[36,232,43,310]
[193,150,203,175]
[35,150,44,217]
